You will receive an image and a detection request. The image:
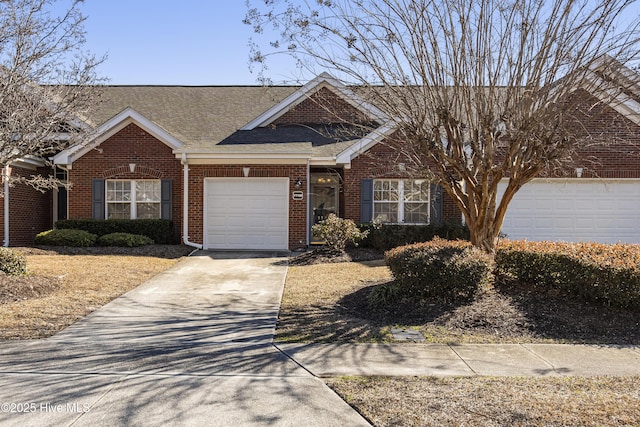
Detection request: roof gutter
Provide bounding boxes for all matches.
[3,166,9,247]
[181,153,203,250]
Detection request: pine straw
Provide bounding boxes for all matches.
[0,245,192,339]
[327,376,640,427]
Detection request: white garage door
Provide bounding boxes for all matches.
[498,179,640,244]
[204,178,289,250]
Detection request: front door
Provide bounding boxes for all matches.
[309,174,340,243]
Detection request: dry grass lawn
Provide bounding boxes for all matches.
[0,247,189,339]
[279,259,640,344]
[327,376,640,426]
[278,260,392,341]
[284,258,640,426]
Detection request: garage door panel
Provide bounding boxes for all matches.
[498,180,640,244]
[205,178,289,250]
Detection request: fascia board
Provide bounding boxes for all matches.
[53,107,184,165]
[241,72,388,130]
[589,55,640,92]
[309,157,337,165]
[177,152,312,160]
[241,75,334,130]
[583,71,640,125]
[336,122,397,165]
[11,156,46,170]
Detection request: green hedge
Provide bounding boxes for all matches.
[0,248,27,276]
[496,240,640,310]
[56,219,174,244]
[385,237,493,303]
[35,229,98,247]
[359,222,470,251]
[97,233,154,247]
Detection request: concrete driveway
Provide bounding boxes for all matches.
[0,252,370,427]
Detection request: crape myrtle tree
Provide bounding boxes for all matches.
[0,0,104,193]
[245,0,640,253]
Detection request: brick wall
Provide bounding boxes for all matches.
[343,141,463,224]
[68,123,183,241]
[186,164,307,250]
[0,165,53,246]
[274,86,372,125]
[342,89,640,225]
[557,89,640,178]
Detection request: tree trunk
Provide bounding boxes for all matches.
[468,217,498,254]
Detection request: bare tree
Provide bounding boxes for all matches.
[0,0,104,192]
[245,0,640,252]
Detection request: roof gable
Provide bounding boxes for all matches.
[240,72,388,130]
[53,107,184,165]
[582,57,640,125]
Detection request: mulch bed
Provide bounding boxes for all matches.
[288,247,383,265]
[338,279,640,344]
[0,274,61,305]
[286,248,640,344]
[14,244,194,258]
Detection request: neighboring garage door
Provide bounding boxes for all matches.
[204,178,289,250]
[498,179,640,244]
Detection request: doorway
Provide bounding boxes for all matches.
[309,173,340,244]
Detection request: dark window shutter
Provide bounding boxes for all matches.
[92,179,105,220]
[430,183,443,226]
[360,179,374,223]
[161,179,172,220]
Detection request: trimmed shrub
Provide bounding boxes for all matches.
[368,282,401,307]
[359,222,470,251]
[496,240,640,309]
[312,214,369,252]
[0,248,27,276]
[385,237,493,302]
[97,233,154,247]
[56,219,174,244]
[35,229,97,247]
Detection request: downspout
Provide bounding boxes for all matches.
[306,159,310,247]
[181,153,203,250]
[3,165,9,247]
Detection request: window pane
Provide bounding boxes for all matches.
[136,181,161,202]
[106,181,131,202]
[373,202,398,223]
[404,202,429,223]
[137,202,161,219]
[374,180,398,201]
[404,180,429,202]
[107,203,130,219]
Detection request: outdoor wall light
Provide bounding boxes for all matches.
[294,178,302,188]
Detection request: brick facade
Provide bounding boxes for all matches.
[274,86,372,125]
[343,140,463,224]
[0,165,53,246]
[67,123,183,241]
[6,83,639,250]
[186,164,307,250]
[558,89,640,178]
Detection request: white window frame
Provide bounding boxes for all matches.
[106,179,161,220]
[373,179,431,224]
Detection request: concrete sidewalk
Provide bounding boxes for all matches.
[0,252,370,427]
[1,251,639,426]
[277,342,640,377]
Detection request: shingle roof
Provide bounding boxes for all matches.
[89,85,300,150]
